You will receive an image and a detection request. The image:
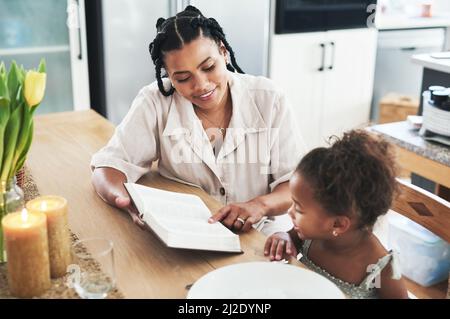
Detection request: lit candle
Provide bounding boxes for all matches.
[26,196,71,278]
[2,209,51,297]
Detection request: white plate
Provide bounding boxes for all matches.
[187,262,345,299]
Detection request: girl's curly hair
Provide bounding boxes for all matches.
[296,130,399,229]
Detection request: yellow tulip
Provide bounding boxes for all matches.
[24,70,46,107]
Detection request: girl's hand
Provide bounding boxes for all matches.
[264,232,298,261]
[208,199,268,232]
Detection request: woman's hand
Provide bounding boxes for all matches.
[113,195,146,230]
[264,232,298,261]
[208,199,268,232]
[92,167,146,230]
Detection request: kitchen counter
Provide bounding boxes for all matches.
[371,121,450,167]
[412,53,450,74]
[376,14,450,30]
[370,121,450,190]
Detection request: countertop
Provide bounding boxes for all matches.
[376,14,450,30]
[411,53,450,74]
[370,121,450,167]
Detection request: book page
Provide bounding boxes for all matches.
[158,219,234,237]
[125,183,240,252]
[143,197,211,222]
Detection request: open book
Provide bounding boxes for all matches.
[124,183,242,253]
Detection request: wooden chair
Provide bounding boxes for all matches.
[390,178,450,299]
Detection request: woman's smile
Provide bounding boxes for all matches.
[194,87,216,102]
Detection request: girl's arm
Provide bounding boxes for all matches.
[377,264,409,299]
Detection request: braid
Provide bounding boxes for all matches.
[155,60,175,96]
[211,27,244,74]
[184,5,202,14]
[191,17,244,74]
[148,5,245,96]
[149,32,174,96]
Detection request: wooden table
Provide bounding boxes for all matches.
[27,110,447,299]
[26,110,296,298]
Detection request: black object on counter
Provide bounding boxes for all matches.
[428,86,446,102]
[431,89,449,105]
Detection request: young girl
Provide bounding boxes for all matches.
[264,130,408,299]
[91,5,304,235]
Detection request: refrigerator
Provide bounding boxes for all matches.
[0,0,90,114]
[87,0,271,124]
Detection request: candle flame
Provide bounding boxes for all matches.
[21,208,29,222]
[40,201,48,211]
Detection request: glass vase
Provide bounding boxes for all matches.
[0,177,25,263]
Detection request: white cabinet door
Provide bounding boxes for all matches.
[320,28,377,145]
[270,33,327,149]
[0,0,90,114]
[68,0,90,111]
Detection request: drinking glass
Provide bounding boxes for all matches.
[71,238,115,299]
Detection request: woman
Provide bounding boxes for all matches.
[90,6,306,235]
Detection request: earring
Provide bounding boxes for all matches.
[332,230,338,237]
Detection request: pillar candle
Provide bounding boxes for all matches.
[26,196,71,278]
[2,209,51,297]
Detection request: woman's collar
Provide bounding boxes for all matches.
[162,71,267,137]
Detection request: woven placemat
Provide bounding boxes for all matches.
[447,275,450,299]
[0,167,124,299]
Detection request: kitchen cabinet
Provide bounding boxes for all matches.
[0,0,90,114]
[270,28,378,149]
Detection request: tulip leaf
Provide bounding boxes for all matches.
[7,61,21,107]
[14,121,33,174]
[38,59,46,73]
[0,104,22,181]
[0,62,6,77]
[12,103,32,168]
[0,74,10,108]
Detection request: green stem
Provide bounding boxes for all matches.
[0,184,5,263]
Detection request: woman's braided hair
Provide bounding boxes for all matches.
[149,5,244,96]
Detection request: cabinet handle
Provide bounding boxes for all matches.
[75,0,82,60]
[328,42,335,70]
[400,47,417,51]
[318,43,325,72]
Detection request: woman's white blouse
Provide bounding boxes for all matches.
[90,72,307,235]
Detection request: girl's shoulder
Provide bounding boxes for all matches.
[360,234,390,267]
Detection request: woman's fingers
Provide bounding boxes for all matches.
[241,216,255,232]
[115,196,146,230]
[129,210,146,230]
[208,205,231,223]
[115,196,130,208]
[222,210,238,229]
[233,219,243,230]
